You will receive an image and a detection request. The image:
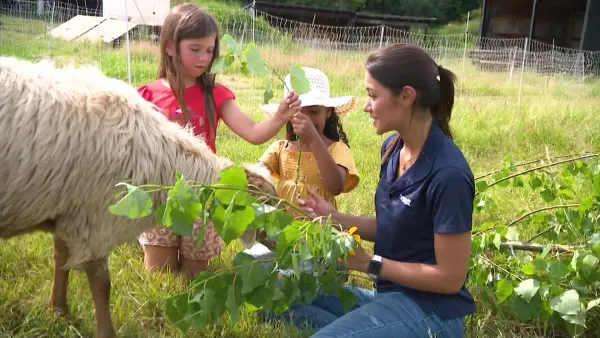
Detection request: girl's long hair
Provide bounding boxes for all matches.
[157,3,220,141]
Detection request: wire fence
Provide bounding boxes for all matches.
[1,0,599,110]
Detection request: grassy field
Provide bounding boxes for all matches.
[1,7,600,338]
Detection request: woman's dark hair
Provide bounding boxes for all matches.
[286,108,350,148]
[158,3,220,141]
[366,43,457,164]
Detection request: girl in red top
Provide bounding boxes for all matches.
[137,3,301,280]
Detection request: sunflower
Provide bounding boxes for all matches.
[347,226,361,256]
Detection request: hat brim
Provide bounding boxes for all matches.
[261,96,357,117]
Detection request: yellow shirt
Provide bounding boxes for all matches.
[259,140,360,218]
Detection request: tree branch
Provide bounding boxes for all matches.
[475,153,599,196]
[499,241,580,254]
[474,153,585,180]
[507,204,579,227]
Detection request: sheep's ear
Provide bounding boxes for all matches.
[242,163,274,185]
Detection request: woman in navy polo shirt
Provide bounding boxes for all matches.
[277,44,476,337]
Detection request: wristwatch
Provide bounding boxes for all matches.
[367,255,382,280]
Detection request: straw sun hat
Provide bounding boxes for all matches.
[261,67,357,116]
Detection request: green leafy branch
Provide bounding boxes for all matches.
[470,153,600,336]
[210,34,311,186]
[109,166,359,333]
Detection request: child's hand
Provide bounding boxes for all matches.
[273,91,301,122]
[291,112,319,145]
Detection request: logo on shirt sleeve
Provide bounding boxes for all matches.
[400,194,412,206]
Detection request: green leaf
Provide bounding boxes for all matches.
[549,261,570,280]
[495,279,513,303]
[541,243,553,258]
[222,205,256,244]
[520,262,536,276]
[214,166,248,203]
[475,180,488,193]
[109,183,153,218]
[582,254,598,267]
[493,233,501,250]
[532,258,548,272]
[508,293,542,322]
[209,55,234,74]
[240,259,267,295]
[505,228,519,241]
[540,188,556,202]
[512,176,524,187]
[242,42,269,78]
[289,64,311,94]
[226,281,243,323]
[550,289,581,316]
[338,287,358,312]
[164,293,191,333]
[263,79,274,104]
[514,279,540,302]
[529,174,542,189]
[550,289,586,326]
[155,175,203,236]
[220,34,241,55]
[587,298,600,311]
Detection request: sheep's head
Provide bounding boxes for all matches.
[238,163,280,251]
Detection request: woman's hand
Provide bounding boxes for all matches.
[273,91,301,122]
[298,187,335,218]
[343,244,373,274]
[291,112,319,146]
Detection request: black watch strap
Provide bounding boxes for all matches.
[368,255,382,280]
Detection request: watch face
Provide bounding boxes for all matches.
[368,257,382,277]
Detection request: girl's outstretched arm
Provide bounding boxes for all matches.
[221,92,301,144]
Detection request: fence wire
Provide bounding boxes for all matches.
[1,0,598,110]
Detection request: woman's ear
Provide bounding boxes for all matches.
[399,86,417,108]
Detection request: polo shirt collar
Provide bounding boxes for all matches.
[385,122,446,193]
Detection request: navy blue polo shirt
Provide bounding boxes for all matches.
[374,123,476,320]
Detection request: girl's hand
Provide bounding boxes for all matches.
[291,112,319,145]
[298,187,335,218]
[273,91,301,122]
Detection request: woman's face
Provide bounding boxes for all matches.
[363,70,415,135]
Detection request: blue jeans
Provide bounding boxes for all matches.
[260,286,465,337]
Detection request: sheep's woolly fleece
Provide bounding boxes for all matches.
[0,56,238,270]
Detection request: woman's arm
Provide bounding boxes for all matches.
[350,167,475,294]
[354,232,471,294]
[331,212,377,242]
[300,188,378,242]
[220,93,300,145]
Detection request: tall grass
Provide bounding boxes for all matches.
[1,13,599,338]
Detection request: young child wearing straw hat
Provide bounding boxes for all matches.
[244,67,359,280]
[258,67,360,219]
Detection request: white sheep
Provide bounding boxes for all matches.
[0,56,279,338]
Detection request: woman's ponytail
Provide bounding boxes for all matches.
[432,65,457,140]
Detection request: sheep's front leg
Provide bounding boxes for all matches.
[85,257,116,338]
[49,236,70,316]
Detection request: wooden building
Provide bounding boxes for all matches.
[251,1,437,32]
[479,0,600,51]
